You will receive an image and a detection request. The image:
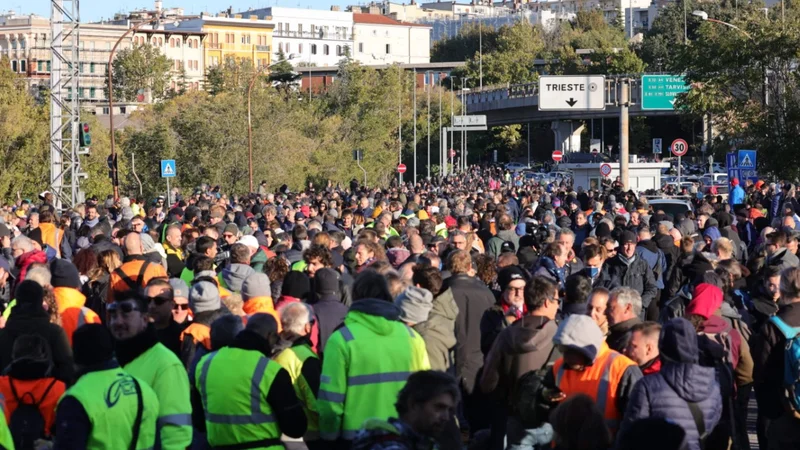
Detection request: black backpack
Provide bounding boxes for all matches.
[8,378,58,450]
[513,344,560,428]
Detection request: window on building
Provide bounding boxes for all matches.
[159,38,164,46]
[241,33,250,44]
[37,61,43,72]
[120,106,127,114]
[359,43,363,53]
[311,44,317,55]
[103,107,110,114]
[47,61,51,72]
[79,62,85,73]
[90,62,95,73]
[297,24,303,34]
[323,44,329,55]
[285,23,290,33]
[170,38,175,48]
[336,45,341,56]
[176,39,181,48]
[385,44,391,54]
[311,24,316,35]
[11,41,17,50]
[89,41,95,49]
[277,23,283,33]
[79,88,85,98]
[19,60,26,73]
[20,39,26,49]
[107,42,111,50]
[278,43,283,52]
[298,43,303,54]
[285,43,290,53]
[90,88,96,98]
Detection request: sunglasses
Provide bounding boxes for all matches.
[173,304,190,311]
[107,302,140,315]
[146,295,172,306]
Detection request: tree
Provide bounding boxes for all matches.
[269,49,301,95]
[105,44,172,102]
[205,56,257,95]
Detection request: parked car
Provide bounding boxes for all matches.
[505,162,528,172]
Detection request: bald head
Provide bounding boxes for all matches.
[124,232,143,256]
[409,234,424,254]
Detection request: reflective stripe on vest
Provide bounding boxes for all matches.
[335,327,413,387]
[199,352,275,425]
[77,307,90,328]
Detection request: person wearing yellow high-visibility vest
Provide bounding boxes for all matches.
[195,313,307,449]
[274,302,322,450]
[54,324,160,450]
[318,270,430,447]
[109,286,193,450]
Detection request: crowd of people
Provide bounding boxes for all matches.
[0,166,797,450]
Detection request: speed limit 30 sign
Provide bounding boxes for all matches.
[671,138,688,157]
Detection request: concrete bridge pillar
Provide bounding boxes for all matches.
[551,120,586,154]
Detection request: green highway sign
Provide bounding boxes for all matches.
[641,75,689,110]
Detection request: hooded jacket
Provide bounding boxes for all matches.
[752,302,800,419]
[766,247,800,273]
[487,229,521,261]
[311,293,349,356]
[480,315,558,397]
[621,318,722,450]
[413,288,459,372]
[218,263,255,293]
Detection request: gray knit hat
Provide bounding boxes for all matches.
[242,272,271,301]
[169,278,189,299]
[190,281,220,314]
[553,314,604,363]
[394,286,433,325]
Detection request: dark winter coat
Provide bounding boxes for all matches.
[0,304,75,383]
[621,318,723,450]
[413,288,459,372]
[667,253,714,298]
[752,302,800,419]
[443,273,495,394]
[605,254,658,312]
[607,317,643,354]
[636,240,667,290]
[310,293,349,356]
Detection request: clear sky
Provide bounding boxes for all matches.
[22,0,350,22]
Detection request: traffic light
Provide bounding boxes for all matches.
[79,122,91,147]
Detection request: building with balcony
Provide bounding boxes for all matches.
[352,13,431,64]
[0,12,52,95]
[171,14,275,70]
[240,7,354,67]
[133,25,205,92]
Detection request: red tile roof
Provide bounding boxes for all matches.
[353,12,431,27]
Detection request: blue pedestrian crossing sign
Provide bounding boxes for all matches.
[736,150,757,183]
[161,160,176,178]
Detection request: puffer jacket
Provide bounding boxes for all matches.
[413,288,459,372]
[621,318,722,450]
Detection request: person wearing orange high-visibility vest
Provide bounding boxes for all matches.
[545,314,642,436]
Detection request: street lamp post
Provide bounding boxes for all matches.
[426,71,432,180]
[449,75,457,176]
[460,78,470,173]
[107,18,161,201]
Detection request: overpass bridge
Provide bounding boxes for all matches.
[463,75,681,125]
[462,74,683,152]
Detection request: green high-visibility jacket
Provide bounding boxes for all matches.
[60,366,160,450]
[195,347,284,449]
[318,301,430,441]
[123,342,193,450]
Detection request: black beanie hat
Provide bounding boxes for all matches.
[15,280,44,307]
[314,268,341,297]
[28,228,44,248]
[50,259,81,289]
[72,324,114,366]
[281,271,310,300]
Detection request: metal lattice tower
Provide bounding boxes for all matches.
[50,0,81,209]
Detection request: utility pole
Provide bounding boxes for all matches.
[438,79,442,179]
[427,71,432,180]
[398,67,403,185]
[620,79,630,190]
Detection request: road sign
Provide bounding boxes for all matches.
[641,75,689,110]
[552,150,563,162]
[590,139,601,154]
[538,75,605,111]
[397,163,407,174]
[161,160,176,178]
[453,115,487,127]
[671,139,688,157]
[738,149,758,182]
[600,163,612,177]
[652,138,663,155]
[726,152,740,184]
